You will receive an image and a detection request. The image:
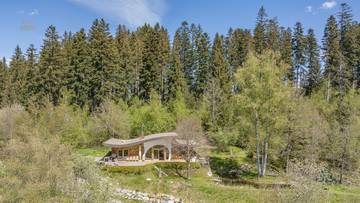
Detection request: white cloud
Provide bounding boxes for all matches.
[69,0,167,27]
[306,6,312,13]
[28,9,39,16]
[321,1,337,9]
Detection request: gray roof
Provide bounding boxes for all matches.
[103,132,178,148]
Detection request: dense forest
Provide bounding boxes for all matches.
[1,3,360,202]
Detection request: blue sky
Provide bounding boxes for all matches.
[0,0,359,61]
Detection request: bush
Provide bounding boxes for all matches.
[102,164,153,174]
[155,162,201,170]
[102,162,201,175]
[209,157,252,178]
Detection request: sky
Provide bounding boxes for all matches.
[0,0,359,61]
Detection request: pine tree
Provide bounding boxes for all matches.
[194,31,211,98]
[9,45,27,104]
[227,28,252,79]
[254,6,268,54]
[176,21,194,92]
[323,15,341,101]
[35,25,65,106]
[166,30,186,101]
[292,22,306,88]
[137,24,167,101]
[88,19,123,110]
[128,32,143,99]
[280,27,293,81]
[67,28,91,107]
[115,25,131,101]
[266,17,280,52]
[0,58,7,106]
[24,44,38,105]
[210,33,231,94]
[156,24,171,101]
[338,3,357,88]
[305,29,321,95]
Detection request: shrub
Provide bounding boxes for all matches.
[102,164,153,174]
[209,157,252,178]
[155,162,201,170]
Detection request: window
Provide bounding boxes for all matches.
[123,150,128,157]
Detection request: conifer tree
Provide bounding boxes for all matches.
[338,3,357,88]
[254,6,268,54]
[115,25,131,100]
[323,15,341,101]
[9,46,27,104]
[266,17,280,52]
[210,33,231,95]
[24,44,38,105]
[67,28,91,107]
[292,22,306,88]
[166,30,186,101]
[280,27,293,81]
[0,58,6,105]
[156,24,171,101]
[35,25,65,106]
[305,29,321,95]
[137,25,158,101]
[88,19,123,110]
[176,21,194,92]
[128,32,143,98]
[194,31,211,98]
[227,28,252,80]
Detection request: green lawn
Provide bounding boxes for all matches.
[76,147,110,157]
[78,147,360,202]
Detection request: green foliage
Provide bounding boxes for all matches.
[129,92,175,137]
[209,156,254,178]
[103,163,153,174]
[155,161,201,170]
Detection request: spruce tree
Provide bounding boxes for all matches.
[115,25,131,101]
[194,31,211,98]
[280,27,293,81]
[35,25,65,106]
[305,29,321,95]
[292,22,306,88]
[323,15,341,101]
[67,28,91,107]
[128,32,143,99]
[166,30,186,101]
[254,6,268,54]
[88,19,123,110]
[266,17,280,52]
[338,3,357,88]
[176,21,194,92]
[24,44,38,105]
[210,33,231,95]
[227,28,252,79]
[0,58,6,106]
[9,45,27,105]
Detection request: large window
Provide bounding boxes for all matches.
[123,150,128,157]
[118,149,129,157]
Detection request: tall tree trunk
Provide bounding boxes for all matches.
[261,136,269,177]
[255,111,261,176]
[326,76,331,102]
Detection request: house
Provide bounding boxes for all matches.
[102,132,186,162]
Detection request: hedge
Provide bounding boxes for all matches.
[102,161,201,174]
[155,162,201,170]
[102,163,153,174]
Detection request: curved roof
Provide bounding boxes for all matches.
[103,132,178,148]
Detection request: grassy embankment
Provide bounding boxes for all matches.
[77,147,360,202]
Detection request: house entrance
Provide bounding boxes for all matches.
[145,145,168,160]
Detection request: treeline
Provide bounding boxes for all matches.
[0,4,360,182]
